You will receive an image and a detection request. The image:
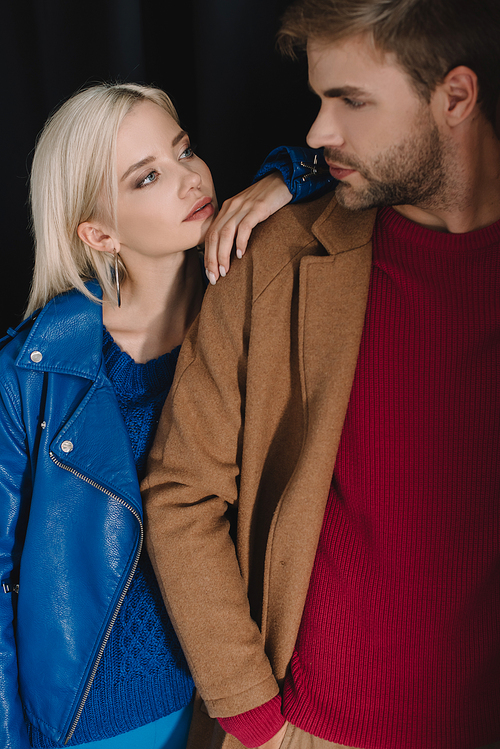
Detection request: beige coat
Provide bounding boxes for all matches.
[142,193,377,749]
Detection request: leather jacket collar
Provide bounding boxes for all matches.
[17,281,104,380]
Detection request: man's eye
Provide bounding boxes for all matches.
[343,98,365,109]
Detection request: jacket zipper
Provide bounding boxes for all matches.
[49,452,143,745]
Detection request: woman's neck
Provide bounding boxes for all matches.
[102,247,204,363]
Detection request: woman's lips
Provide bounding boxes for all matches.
[184,198,215,222]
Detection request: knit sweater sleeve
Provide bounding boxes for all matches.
[218,694,285,747]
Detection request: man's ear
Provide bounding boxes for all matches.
[432,65,479,128]
[77,221,118,253]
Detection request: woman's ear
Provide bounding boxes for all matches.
[77,221,117,253]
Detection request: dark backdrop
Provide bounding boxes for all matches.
[1,0,318,332]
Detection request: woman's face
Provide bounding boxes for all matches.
[114,100,216,261]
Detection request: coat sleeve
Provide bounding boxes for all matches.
[0,373,34,749]
[142,255,279,719]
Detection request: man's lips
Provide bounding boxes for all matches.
[327,163,357,180]
[183,197,214,222]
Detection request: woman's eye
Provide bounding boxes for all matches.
[137,171,158,188]
[180,146,194,159]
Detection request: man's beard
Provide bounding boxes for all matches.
[326,111,448,211]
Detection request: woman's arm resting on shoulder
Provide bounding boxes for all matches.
[204,146,335,283]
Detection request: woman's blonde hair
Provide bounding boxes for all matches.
[26,82,180,316]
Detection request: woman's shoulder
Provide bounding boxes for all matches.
[0,315,38,369]
[0,316,40,414]
[0,285,103,379]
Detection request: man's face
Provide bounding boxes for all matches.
[307,34,447,211]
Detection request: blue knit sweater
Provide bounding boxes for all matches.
[31,329,195,747]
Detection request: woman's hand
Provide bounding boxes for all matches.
[204,172,292,284]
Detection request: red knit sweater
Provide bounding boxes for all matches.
[220,207,500,748]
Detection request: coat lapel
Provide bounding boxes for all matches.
[263,202,376,677]
[299,200,376,459]
[298,200,376,478]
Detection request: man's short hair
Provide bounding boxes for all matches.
[278,0,500,126]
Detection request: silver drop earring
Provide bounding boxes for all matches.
[113,249,121,308]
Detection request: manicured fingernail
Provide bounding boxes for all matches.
[219,265,226,277]
[236,249,243,259]
[206,270,216,285]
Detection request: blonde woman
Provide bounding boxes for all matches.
[0,83,330,749]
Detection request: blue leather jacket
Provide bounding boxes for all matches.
[0,284,142,748]
[254,145,335,201]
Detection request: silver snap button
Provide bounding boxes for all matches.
[30,350,43,363]
[61,440,74,453]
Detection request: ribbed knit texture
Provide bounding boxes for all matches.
[218,694,285,747]
[282,208,500,748]
[31,331,194,747]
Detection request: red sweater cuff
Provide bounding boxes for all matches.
[218,693,285,748]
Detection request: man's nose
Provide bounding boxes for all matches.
[307,104,344,150]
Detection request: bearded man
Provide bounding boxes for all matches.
[143,1,500,748]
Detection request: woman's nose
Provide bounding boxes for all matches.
[180,166,202,195]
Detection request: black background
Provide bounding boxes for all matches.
[1,0,319,332]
